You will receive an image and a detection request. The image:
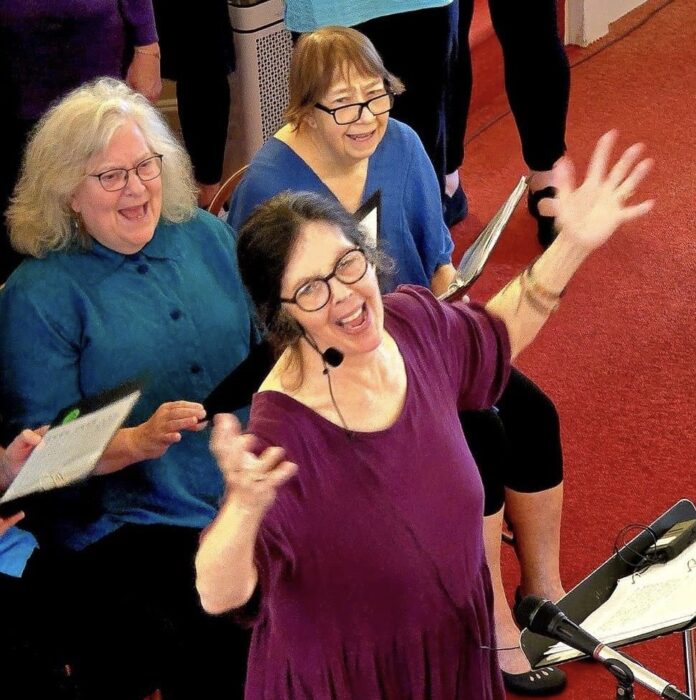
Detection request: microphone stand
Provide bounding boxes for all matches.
[606,659,636,700]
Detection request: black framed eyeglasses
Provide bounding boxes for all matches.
[314,92,395,125]
[280,248,369,312]
[89,154,164,192]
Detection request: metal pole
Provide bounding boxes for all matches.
[684,627,696,699]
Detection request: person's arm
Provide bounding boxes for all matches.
[0,511,25,537]
[121,0,162,101]
[195,414,297,614]
[430,262,457,297]
[485,131,653,359]
[95,400,208,474]
[401,123,456,288]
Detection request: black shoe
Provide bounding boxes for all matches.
[502,666,567,696]
[443,183,468,227]
[527,186,558,248]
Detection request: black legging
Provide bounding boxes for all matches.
[354,1,569,193]
[354,5,453,196]
[460,368,564,516]
[446,0,570,174]
[153,0,234,185]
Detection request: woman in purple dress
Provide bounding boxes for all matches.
[196,132,652,699]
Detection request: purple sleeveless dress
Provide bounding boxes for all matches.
[244,286,510,699]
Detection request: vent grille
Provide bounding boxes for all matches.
[256,29,293,142]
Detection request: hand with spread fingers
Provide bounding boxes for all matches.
[537,129,654,250]
[211,414,298,514]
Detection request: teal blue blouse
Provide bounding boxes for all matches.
[0,209,253,574]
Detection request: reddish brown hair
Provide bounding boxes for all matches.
[285,26,405,129]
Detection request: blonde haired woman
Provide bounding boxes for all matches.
[0,78,252,699]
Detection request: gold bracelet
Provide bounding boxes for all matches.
[520,270,561,314]
[134,48,161,59]
[523,263,566,301]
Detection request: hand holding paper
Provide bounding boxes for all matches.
[0,428,47,491]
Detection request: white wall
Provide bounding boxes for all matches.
[566,0,648,46]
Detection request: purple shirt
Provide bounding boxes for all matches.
[1,0,157,120]
[244,286,510,699]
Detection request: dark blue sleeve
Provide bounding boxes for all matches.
[402,128,454,283]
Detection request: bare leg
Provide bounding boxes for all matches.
[528,169,556,192]
[505,483,566,602]
[445,171,460,197]
[483,508,533,674]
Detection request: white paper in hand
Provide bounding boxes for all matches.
[1,389,140,504]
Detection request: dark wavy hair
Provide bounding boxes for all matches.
[237,191,392,355]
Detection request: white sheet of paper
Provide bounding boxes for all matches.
[1,390,140,503]
[357,202,378,247]
[542,540,696,664]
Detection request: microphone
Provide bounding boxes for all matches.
[518,596,691,700]
[321,347,344,368]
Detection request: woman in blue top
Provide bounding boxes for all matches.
[228,30,454,295]
[228,26,569,693]
[0,79,251,700]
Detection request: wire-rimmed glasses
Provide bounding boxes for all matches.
[280,248,369,312]
[89,154,164,192]
[314,92,395,125]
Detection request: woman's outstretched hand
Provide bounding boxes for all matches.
[538,130,654,250]
[211,414,297,513]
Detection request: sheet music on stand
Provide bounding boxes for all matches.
[521,499,696,672]
[439,176,528,302]
[542,540,696,665]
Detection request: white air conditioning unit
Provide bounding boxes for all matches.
[224,0,293,175]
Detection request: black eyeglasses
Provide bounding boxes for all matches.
[89,154,164,192]
[280,248,369,312]
[314,92,395,125]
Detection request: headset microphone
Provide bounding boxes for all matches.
[322,347,344,369]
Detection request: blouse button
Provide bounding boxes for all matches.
[190,364,202,374]
[170,309,182,320]
[137,264,149,274]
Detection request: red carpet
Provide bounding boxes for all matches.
[453,0,696,696]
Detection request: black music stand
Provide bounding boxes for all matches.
[521,499,696,698]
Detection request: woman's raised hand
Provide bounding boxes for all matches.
[211,414,297,513]
[538,130,654,251]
